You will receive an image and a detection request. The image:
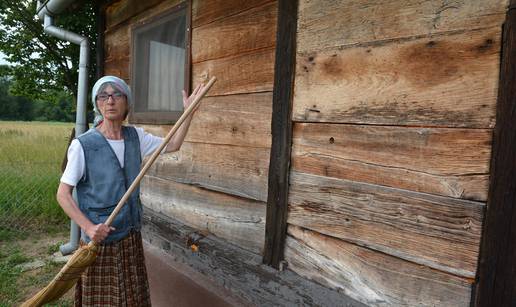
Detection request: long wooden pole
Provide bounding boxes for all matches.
[104,76,216,228]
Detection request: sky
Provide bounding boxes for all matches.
[0,51,10,65]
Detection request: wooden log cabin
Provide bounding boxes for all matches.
[94,0,516,305]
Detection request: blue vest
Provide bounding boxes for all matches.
[76,126,142,244]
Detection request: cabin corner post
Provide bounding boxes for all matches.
[474,2,516,306]
[94,0,106,80]
[263,0,298,268]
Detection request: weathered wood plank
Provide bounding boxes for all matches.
[105,0,177,29]
[192,0,274,27]
[140,93,273,148]
[147,142,270,202]
[285,225,473,306]
[192,47,275,96]
[297,0,508,53]
[294,27,501,128]
[291,123,491,201]
[288,171,484,277]
[475,2,516,306]
[104,25,129,62]
[141,175,266,254]
[104,57,130,81]
[142,209,366,306]
[192,1,277,63]
[187,93,272,147]
[104,22,130,81]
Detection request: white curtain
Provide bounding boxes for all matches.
[147,41,185,111]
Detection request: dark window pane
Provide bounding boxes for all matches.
[131,3,189,123]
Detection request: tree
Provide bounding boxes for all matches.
[0,0,97,105]
[0,65,35,121]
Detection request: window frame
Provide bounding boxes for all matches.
[129,0,192,124]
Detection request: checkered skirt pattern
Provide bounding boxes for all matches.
[74,231,151,306]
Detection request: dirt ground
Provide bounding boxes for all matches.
[0,229,74,306]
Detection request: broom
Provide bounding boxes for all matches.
[22,76,217,307]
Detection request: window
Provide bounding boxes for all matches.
[130,1,191,124]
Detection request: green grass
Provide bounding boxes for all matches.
[0,229,73,306]
[0,123,75,305]
[0,121,74,229]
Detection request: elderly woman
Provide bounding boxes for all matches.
[57,76,205,306]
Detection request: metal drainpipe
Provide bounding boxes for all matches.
[37,0,89,255]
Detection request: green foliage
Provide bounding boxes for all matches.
[0,67,76,122]
[0,0,97,103]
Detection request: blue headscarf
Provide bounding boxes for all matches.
[91,76,132,127]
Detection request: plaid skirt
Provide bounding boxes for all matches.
[74,231,151,306]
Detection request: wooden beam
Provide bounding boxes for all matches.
[288,171,484,278]
[294,27,501,128]
[286,225,473,306]
[263,0,298,267]
[142,209,365,306]
[147,142,271,202]
[192,1,277,63]
[191,47,275,97]
[192,0,274,28]
[474,3,516,306]
[297,0,507,54]
[141,175,266,255]
[291,123,492,201]
[94,0,106,79]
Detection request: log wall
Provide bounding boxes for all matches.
[285,0,509,306]
[104,0,277,255]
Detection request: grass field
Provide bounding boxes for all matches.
[0,121,74,229]
[0,121,75,305]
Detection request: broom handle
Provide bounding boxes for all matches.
[104,76,216,227]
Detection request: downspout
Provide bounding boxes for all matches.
[37,0,89,255]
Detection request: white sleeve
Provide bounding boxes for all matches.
[135,127,164,159]
[60,139,85,186]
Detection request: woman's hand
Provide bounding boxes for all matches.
[165,82,207,153]
[182,83,207,110]
[86,223,115,243]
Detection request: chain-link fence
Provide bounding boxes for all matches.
[0,121,73,232]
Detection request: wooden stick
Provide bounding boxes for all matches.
[104,76,216,228]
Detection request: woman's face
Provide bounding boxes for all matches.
[96,85,128,122]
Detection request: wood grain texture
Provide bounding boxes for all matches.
[141,175,266,254]
[142,210,366,306]
[285,225,473,306]
[192,1,277,63]
[104,57,130,81]
[297,0,508,53]
[291,123,491,201]
[105,0,164,29]
[139,93,273,148]
[192,47,275,96]
[186,93,273,147]
[105,0,183,30]
[147,142,270,202]
[192,0,275,27]
[104,25,130,80]
[288,171,484,277]
[294,27,501,128]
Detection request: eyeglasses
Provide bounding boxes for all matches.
[97,92,124,102]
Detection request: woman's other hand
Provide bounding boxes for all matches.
[182,83,206,110]
[86,223,116,243]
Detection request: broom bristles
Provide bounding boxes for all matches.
[21,242,98,307]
